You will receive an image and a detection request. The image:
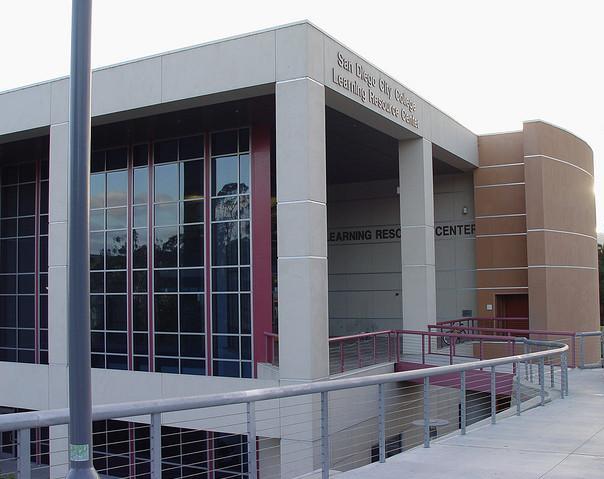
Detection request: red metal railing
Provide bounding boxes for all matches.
[265,329,523,375]
[430,318,577,367]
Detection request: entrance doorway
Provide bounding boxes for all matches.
[495,294,529,330]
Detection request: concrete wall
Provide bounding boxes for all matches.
[434,173,477,319]
[327,180,402,335]
[327,174,476,336]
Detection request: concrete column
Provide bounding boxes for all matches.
[48,122,70,478]
[276,77,329,382]
[275,77,328,478]
[399,138,436,333]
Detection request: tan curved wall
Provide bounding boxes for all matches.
[523,121,599,358]
[475,121,600,361]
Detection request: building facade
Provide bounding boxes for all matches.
[0,22,599,478]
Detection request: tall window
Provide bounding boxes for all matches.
[152,136,205,375]
[132,144,151,371]
[210,129,252,378]
[89,128,252,378]
[90,148,129,370]
[0,160,49,364]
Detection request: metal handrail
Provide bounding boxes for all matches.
[0,337,570,479]
[0,338,568,433]
[575,331,604,368]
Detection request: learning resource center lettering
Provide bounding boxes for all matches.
[329,223,475,244]
[332,51,419,129]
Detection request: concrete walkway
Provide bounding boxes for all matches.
[340,368,604,479]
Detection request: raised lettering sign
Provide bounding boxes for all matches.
[332,51,419,129]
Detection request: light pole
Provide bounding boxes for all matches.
[66,0,98,478]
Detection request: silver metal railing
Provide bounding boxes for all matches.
[576,331,604,369]
[0,338,570,479]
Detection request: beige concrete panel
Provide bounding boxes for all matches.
[401,226,435,266]
[476,216,527,235]
[278,258,329,380]
[161,31,276,103]
[278,201,327,257]
[477,131,523,166]
[528,231,599,267]
[0,83,51,136]
[476,269,528,289]
[474,164,524,186]
[50,78,69,125]
[48,364,68,408]
[476,235,528,269]
[48,266,68,366]
[474,184,526,216]
[0,362,49,410]
[92,57,162,117]
[276,23,324,82]
[402,266,436,330]
[523,120,594,174]
[49,123,69,223]
[276,78,326,203]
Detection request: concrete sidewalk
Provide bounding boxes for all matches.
[339,368,604,479]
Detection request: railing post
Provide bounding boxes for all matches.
[515,361,521,415]
[579,335,585,368]
[17,428,31,479]
[524,341,529,380]
[396,333,401,363]
[539,357,545,405]
[321,391,330,479]
[247,402,258,479]
[423,377,430,448]
[561,351,569,397]
[550,362,555,388]
[421,334,425,364]
[378,383,386,463]
[449,336,453,365]
[150,412,162,479]
[460,371,466,435]
[387,333,391,362]
[373,334,377,363]
[490,366,496,425]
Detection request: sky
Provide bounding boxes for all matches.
[1,0,602,236]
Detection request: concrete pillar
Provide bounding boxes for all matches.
[48,122,70,478]
[399,138,436,335]
[275,77,329,382]
[275,77,328,477]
